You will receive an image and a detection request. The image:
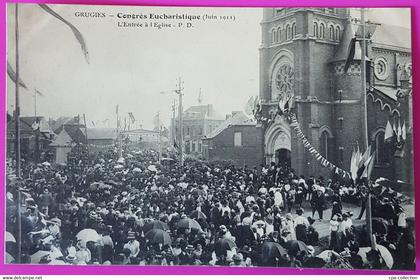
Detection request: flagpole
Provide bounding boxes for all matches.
[176,77,184,166]
[14,3,22,264]
[360,8,374,247]
[83,113,90,163]
[158,112,162,163]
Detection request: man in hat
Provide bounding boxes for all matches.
[340,212,353,248]
[123,231,140,259]
[310,187,326,220]
[230,253,244,266]
[38,188,54,216]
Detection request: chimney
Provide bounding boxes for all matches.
[225,114,231,120]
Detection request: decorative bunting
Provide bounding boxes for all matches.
[290,113,351,178]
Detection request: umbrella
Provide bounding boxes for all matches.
[117,157,125,164]
[215,238,237,256]
[6,252,15,264]
[76,229,101,245]
[5,231,16,243]
[41,161,51,167]
[30,250,51,263]
[143,220,169,233]
[285,240,308,255]
[177,218,202,231]
[358,245,393,269]
[190,210,207,220]
[317,250,341,262]
[147,165,158,172]
[161,157,175,162]
[132,167,142,173]
[145,229,172,246]
[372,218,389,235]
[303,257,327,268]
[260,241,287,260]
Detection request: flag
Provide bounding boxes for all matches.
[361,152,376,179]
[360,145,371,166]
[253,96,261,114]
[384,120,394,142]
[128,112,135,124]
[35,89,44,97]
[397,120,402,142]
[7,61,27,89]
[356,146,364,169]
[350,149,357,181]
[392,121,397,136]
[244,96,255,116]
[39,4,89,64]
[402,122,407,141]
[344,37,356,72]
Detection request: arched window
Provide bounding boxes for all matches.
[292,22,296,37]
[271,29,276,43]
[320,23,325,39]
[329,25,334,40]
[286,24,290,40]
[320,131,330,160]
[335,26,340,40]
[375,130,387,164]
[277,27,282,41]
[313,22,319,37]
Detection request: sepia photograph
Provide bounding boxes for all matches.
[5,4,415,270]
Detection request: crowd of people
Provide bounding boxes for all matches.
[5,144,415,270]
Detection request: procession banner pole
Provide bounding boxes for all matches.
[14,3,22,263]
[177,77,184,166]
[360,8,374,247]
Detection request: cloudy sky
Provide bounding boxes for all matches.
[6,5,410,129]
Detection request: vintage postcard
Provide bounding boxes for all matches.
[5,5,414,270]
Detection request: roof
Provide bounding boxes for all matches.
[54,124,86,144]
[371,24,411,50]
[183,104,224,120]
[204,111,256,139]
[332,22,411,62]
[50,129,73,147]
[86,128,117,140]
[7,116,53,135]
[373,86,397,101]
[50,117,79,133]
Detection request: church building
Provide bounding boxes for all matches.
[256,8,413,184]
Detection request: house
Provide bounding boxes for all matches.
[7,116,54,160]
[202,111,264,167]
[173,104,224,156]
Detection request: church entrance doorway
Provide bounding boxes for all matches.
[276,148,291,168]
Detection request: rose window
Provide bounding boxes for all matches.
[275,64,294,96]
